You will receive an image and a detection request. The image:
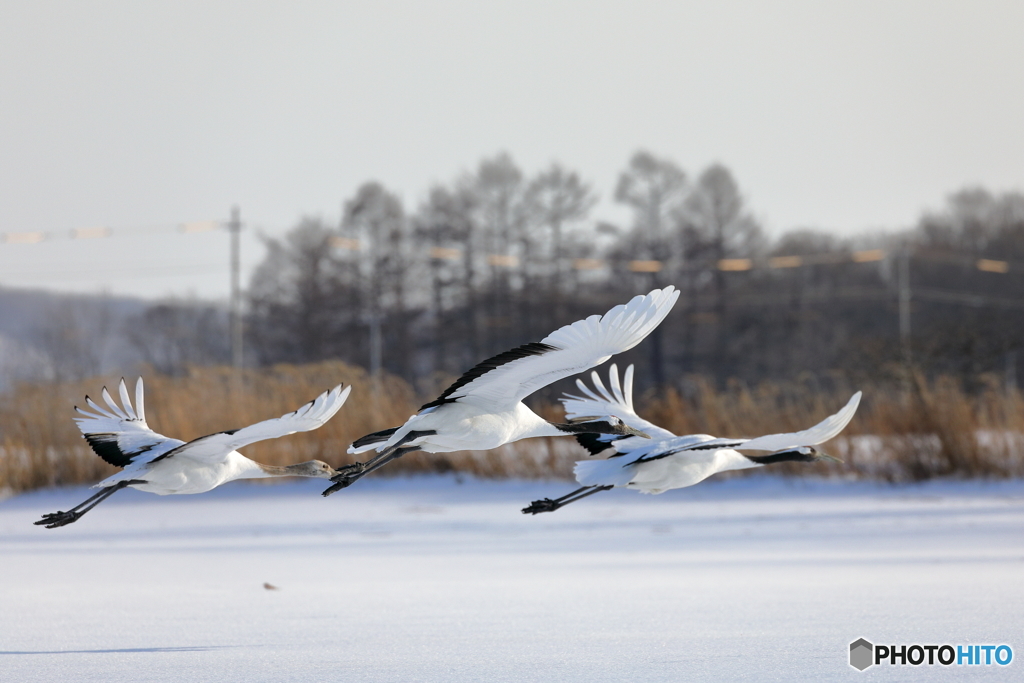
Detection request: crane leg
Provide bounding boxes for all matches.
[322,446,420,496]
[323,432,433,497]
[521,485,614,514]
[33,480,144,529]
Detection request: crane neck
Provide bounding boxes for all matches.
[550,421,606,435]
[256,462,323,478]
[229,456,311,480]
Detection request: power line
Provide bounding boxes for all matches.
[0,263,229,281]
[7,219,1024,276]
[0,221,221,244]
[913,287,1024,311]
[6,217,1024,320]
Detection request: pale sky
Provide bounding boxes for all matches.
[1,0,1022,301]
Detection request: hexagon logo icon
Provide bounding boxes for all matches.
[850,638,874,671]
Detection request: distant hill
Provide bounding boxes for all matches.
[0,285,215,390]
[0,286,147,342]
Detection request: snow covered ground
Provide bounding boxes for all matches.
[1,475,1022,682]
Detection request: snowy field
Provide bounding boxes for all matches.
[1,475,1022,682]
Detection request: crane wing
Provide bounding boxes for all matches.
[156,384,350,463]
[561,364,677,439]
[737,391,862,452]
[626,435,744,464]
[73,377,183,468]
[575,433,726,481]
[421,287,679,412]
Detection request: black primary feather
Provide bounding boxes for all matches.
[631,440,746,464]
[419,342,558,410]
[575,433,617,456]
[742,449,816,465]
[83,433,144,468]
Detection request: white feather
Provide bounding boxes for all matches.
[560,363,676,443]
[445,287,679,412]
[739,392,862,452]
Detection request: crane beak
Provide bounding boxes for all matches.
[815,451,843,464]
[624,425,651,439]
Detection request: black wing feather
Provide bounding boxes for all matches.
[630,440,747,464]
[420,342,558,410]
[575,433,617,456]
[83,433,155,468]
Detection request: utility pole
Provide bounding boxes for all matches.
[369,312,382,376]
[367,228,382,377]
[1006,350,1017,396]
[228,205,243,369]
[898,245,912,375]
[345,200,382,377]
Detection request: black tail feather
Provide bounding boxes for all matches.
[351,427,400,450]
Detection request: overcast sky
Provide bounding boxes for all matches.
[2,1,1022,301]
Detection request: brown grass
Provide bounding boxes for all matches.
[2,363,1022,493]
[645,371,1024,482]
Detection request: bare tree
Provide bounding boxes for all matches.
[920,187,1024,254]
[342,182,412,377]
[683,164,764,259]
[247,217,353,365]
[123,301,230,375]
[615,151,688,260]
[32,299,112,383]
[468,153,526,354]
[0,333,51,389]
[414,184,478,374]
[678,164,764,375]
[614,151,688,384]
[523,163,598,320]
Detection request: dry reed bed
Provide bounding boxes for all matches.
[2,364,1022,493]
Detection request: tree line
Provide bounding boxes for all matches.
[241,151,1024,397]
[7,151,1023,397]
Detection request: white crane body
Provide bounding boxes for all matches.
[36,379,350,528]
[523,364,861,512]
